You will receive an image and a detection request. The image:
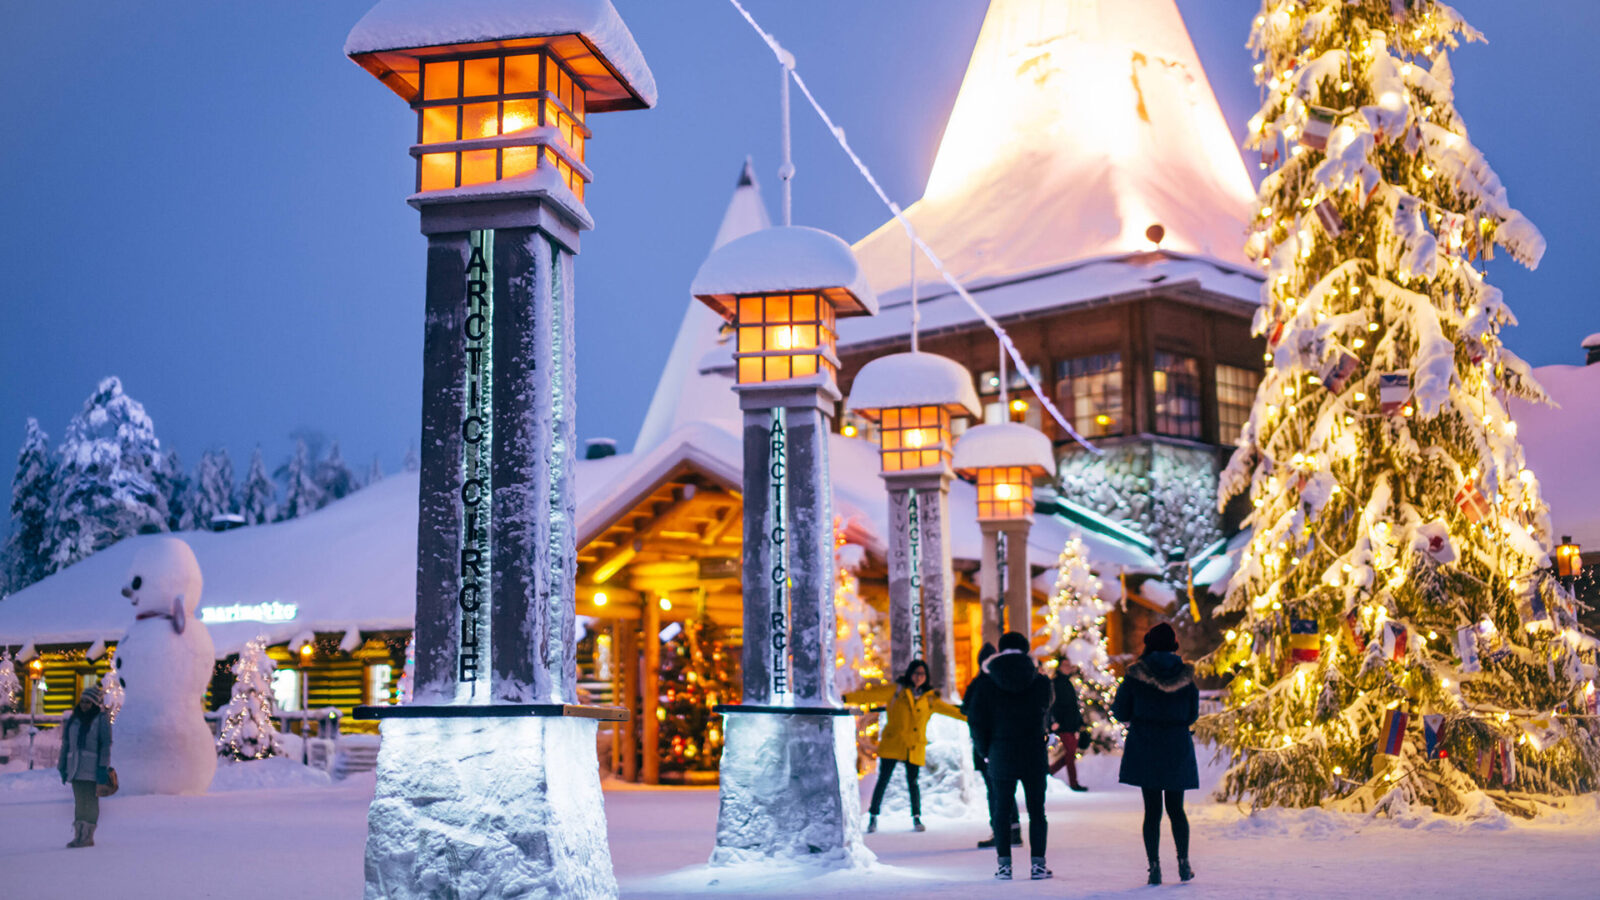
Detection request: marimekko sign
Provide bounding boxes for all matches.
[458,230,494,694]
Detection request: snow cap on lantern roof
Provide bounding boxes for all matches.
[849,0,1255,306]
[952,422,1056,477]
[691,226,879,321]
[844,351,981,418]
[345,0,657,111]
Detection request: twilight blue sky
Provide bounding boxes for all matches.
[1,1,1591,521]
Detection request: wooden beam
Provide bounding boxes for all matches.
[641,594,661,786]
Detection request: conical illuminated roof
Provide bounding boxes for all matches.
[853,0,1256,299]
[632,159,771,454]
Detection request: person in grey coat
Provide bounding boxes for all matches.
[57,684,113,848]
[1111,623,1198,885]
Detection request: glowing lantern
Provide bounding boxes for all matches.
[692,227,877,390]
[347,1,656,201]
[953,423,1057,522]
[845,352,982,473]
[1556,536,1582,579]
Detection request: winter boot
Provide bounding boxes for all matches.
[1030,857,1053,880]
[865,814,877,834]
[81,823,95,847]
[1178,857,1194,882]
[912,817,926,832]
[1009,823,1023,845]
[976,833,999,849]
[66,821,86,848]
[994,859,1013,881]
[1147,862,1162,885]
[1069,783,1088,792]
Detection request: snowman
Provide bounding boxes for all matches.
[113,537,217,794]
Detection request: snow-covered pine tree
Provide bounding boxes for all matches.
[184,449,237,531]
[0,651,21,713]
[833,519,885,695]
[402,444,420,473]
[277,439,324,522]
[1198,0,1599,817]
[217,637,282,760]
[366,454,384,488]
[315,440,357,505]
[5,418,56,593]
[45,377,169,571]
[158,448,188,532]
[1040,534,1122,752]
[240,447,276,526]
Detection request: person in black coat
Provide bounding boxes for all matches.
[1047,658,1088,791]
[967,631,1053,882]
[1111,622,1199,885]
[962,642,1019,849]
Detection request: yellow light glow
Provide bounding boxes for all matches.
[1354,392,1367,402]
[1441,678,1451,688]
[994,483,1016,500]
[842,424,858,438]
[905,429,927,449]
[772,326,794,350]
[501,110,534,133]
[1353,338,1366,349]
[1333,765,1343,775]
[593,591,608,607]
[658,597,672,611]
[299,644,313,657]
[1010,398,1028,413]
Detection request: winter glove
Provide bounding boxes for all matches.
[96,766,109,785]
[60,769,67,784]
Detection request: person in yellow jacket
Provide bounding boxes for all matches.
[843,659,965,833]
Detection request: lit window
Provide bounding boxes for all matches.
[734,294,837,385]
[1153,351,1202,439]
[414,50,591,199]
[977,364,1041,429]
[878,406,953,472]
[1056,353,1123,437]
[1217,364,1262,445]
[366,664,395,705]
[272,669,302,712]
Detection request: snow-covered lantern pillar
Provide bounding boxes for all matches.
[845,353,980,694]
[691,225,877,865]
[345,2,654,897]
[953,423,1056,647]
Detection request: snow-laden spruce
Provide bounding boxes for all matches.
[183,449,237,532]
[1199,0,1600,817]
[217,637,283,761]
[239,448,276,526]
[1040,534,1122,752]
[5,418,55,593]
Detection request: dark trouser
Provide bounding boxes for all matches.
[1047,731,1081,785]
[1140,787,1189,862]
[72,780,99,825]
[988,744,1046,860]
[868,758,920,817]
[977,758,1019,839]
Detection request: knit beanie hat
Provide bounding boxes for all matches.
[79,684,105,706]
[1143,622,1179,653]
[998,631,1030,653]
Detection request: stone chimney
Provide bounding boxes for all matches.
[1584,332,1600,366]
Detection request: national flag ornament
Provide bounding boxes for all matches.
[1313,197,1345,236]
[1320,347,1360,394]
[1585,682,1598,717]
[1260,136,1280,169]
[1289,618,1321,663]
[1378,372,1410,414]
[1301,106,1337,151]
[1378,709,1409,756]
[1454,480,1491,523]
[1476,747,1494,781]
[1381,622,1409,660]
[1343,608,1367,652]
[1423,714,1446,759]
[1456,624,1482,673]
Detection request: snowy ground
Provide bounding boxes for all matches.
[1,753,1596,898]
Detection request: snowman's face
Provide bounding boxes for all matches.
[121,537,203,616]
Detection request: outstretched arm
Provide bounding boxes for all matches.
[841,684,894,707]
[929,695,966,722]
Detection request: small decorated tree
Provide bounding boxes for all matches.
[834,519,886,695]
[1040,534,1122,752]
[657,617,738,777]
[98,651,125,723]
[217,637,283,760]
[0,652,20,713]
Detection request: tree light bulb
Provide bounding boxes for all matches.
[1354,392,1366,402]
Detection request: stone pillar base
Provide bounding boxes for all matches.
[711,712,873,868]
[364,717,615,899]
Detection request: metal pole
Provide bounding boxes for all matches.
[910,238,919,353]
[779,61,794,228]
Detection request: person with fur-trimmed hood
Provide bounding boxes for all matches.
[57,684,113,848]
[962,642,1019,849]
[1111,622,1199,885]
[966,631,1053,882]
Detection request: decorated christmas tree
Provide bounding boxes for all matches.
[0,651,20,714]
[1198,0,1600,816]
[98,651,125,723]
[216,637,283,761]
[833,519,886,696]
[1040,534,1122,752]
[657,617,738,776]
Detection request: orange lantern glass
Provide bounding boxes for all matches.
[1556,537,1582,579]
[974,466,1035,521]
[953,422,1057,522]
[877,405,954,473]
[733,292,838,385]
[845,352,982,475]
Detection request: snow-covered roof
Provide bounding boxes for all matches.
[1583,333,1600,350]
[346,0,656,111]
[691,226,879,320]
[633,160,770,455]
[952,423,1056,475]
[843,352,981,417]
[850,0,1256,308]
[1511,363,1600,550]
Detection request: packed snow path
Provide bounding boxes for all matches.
[1,756,1595,898]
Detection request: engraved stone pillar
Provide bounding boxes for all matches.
[1003,520,1032,638]
[884,472,956,693]
[978,523,1004,648]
